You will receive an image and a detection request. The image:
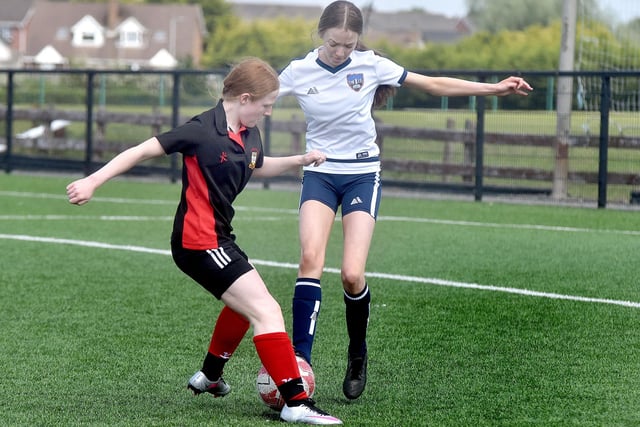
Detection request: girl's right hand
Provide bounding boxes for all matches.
[66,177,96,205]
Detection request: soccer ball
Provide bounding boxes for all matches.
[256,357,315,411]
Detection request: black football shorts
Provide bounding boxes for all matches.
[171,241,254,299]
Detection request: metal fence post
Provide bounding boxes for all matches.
[84,71,95,176]
[4,71,14,173]
[262,115,271,189]
[170,71,181,183]
[597,75,611,208]
[474,77,486,202]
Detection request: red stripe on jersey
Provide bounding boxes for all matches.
[182,155,218,249]
[228,126,246,149]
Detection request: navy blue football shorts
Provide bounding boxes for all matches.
[171,240,254,300]
[299,170,381,219]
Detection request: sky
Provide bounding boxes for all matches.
[230,0,640,22]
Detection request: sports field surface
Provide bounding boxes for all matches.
[1,173,639,426]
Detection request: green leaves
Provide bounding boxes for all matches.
[204,17,316,70]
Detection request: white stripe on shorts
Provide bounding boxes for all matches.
[370,171,381,217]
[206,248,231,269]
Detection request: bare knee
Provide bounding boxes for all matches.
[341,269,365,294]
[251,299,285,334]
[259,299,284,323]
[299,247,325,275]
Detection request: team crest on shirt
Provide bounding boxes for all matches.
[249,149,258,169]
[347,73,364,92]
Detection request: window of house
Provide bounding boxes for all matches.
[153,31,167,43]
[71,15,104,47]
[82,32,95,42]
[116,18,145,49]
[0,27,12,43]
[55,27,69,41]
[120,30,142,47]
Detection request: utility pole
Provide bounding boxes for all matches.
[552,0,577,199]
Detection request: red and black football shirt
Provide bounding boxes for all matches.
[157,99,264,250]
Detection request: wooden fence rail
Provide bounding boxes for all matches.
[2,106,640,187]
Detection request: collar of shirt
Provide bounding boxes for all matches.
[212,98,247,149]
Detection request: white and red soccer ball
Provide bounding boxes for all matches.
[256,357,315,410]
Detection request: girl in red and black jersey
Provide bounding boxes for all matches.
[66,57,341,425]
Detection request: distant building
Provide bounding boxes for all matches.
[0,0,35,67]
[0,0,207,69]
[229,2,473,47]
[231,2,322,21]
[0,0,472,70]
[362,7,473,47]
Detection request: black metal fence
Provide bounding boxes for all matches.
[1,68,639,208]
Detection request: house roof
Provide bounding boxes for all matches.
[230,2,472,45]
[24,1,207,67]
[0,0,36,25]
[365,9,472,44]
[232,3,322,21]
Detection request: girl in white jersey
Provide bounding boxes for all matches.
[278,0,533,401]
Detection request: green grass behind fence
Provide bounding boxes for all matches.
[9,106,640,204]
[1,174,640,426]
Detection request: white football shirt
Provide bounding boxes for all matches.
[279,48,407,174]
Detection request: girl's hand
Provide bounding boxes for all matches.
[302,150,327,167]
[66,177,96,205]
[495,76,533,96]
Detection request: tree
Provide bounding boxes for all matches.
[617,18,640,47]
[373,24,563,110]
[203,17,316,69]
[466,0,562,32]
[465,0,600,33]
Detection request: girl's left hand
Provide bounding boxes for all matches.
[496,76,533,96]
[302,150,327,167]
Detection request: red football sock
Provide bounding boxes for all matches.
[208,305,250,358]
[253,332,307,402]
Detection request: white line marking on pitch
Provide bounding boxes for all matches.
[1,233,638,309]
[0,215,173,221]
[2,191,639,236]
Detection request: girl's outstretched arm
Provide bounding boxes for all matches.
[403,72,533,97]
[252,149,326,179]
[66,137,165,205]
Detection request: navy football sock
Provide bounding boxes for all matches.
[292,278,322,363]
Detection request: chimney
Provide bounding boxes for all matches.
[108,0,119,29]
